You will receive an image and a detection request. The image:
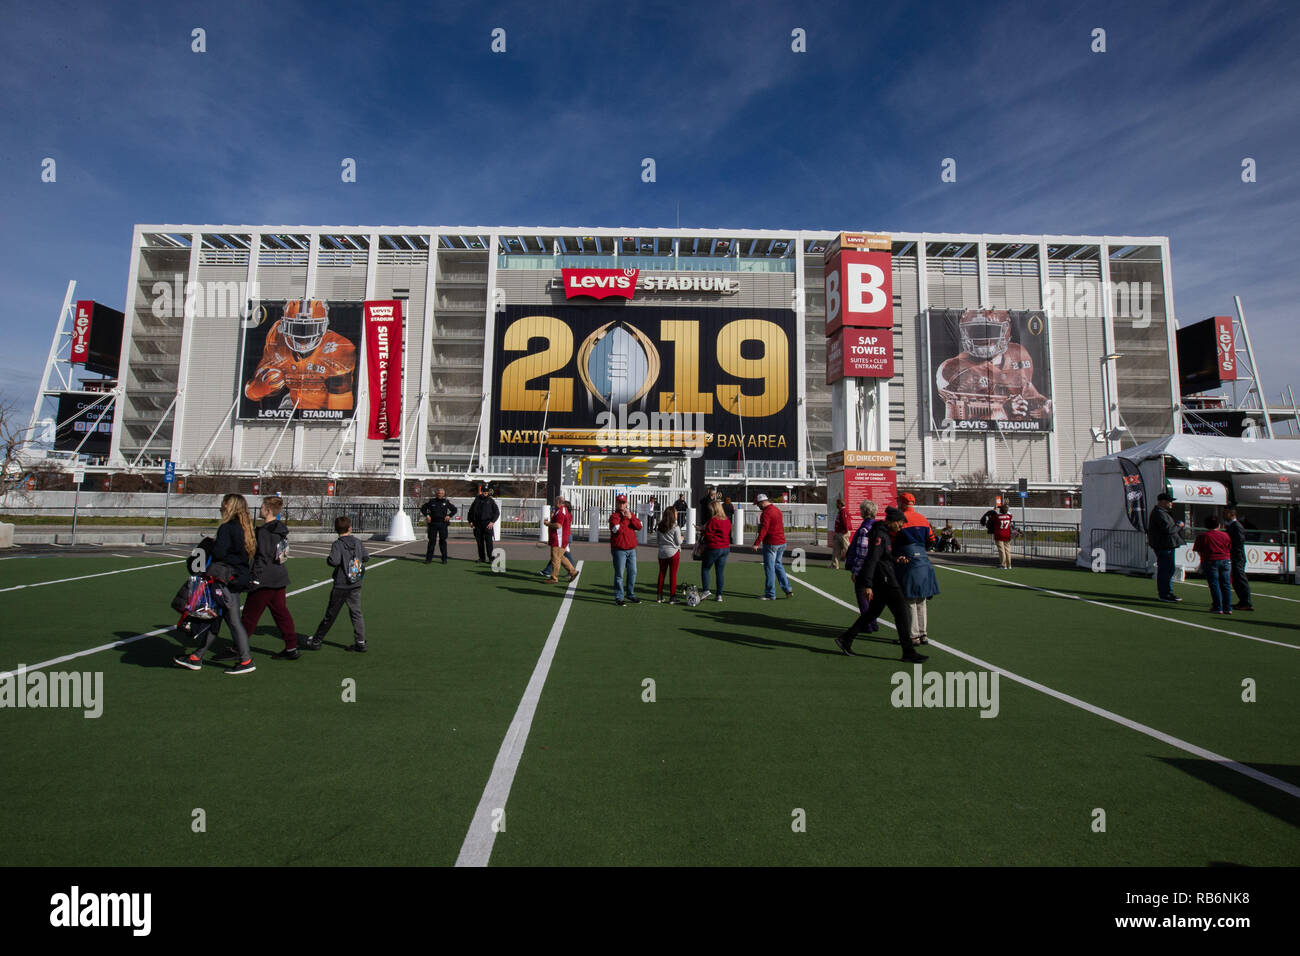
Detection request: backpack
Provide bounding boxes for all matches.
[274,535,289,563]
[171,575,219,620]
[342,541,364,584]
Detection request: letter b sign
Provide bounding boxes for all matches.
[825,250,892,334]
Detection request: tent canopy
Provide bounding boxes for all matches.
[1093,435,1300,476]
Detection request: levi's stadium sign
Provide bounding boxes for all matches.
[559,268,738,300]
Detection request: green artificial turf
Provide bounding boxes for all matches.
[1,549,1297,866]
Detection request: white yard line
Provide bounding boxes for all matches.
[932,562,1300,651]
[0,557,397,679]
[792,575,1300,801]
[0,560,178,594]
[456,561,585,867]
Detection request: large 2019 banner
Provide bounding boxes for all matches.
[490,305,797,459]
[238,300,361,422]
[927,308,1054,434]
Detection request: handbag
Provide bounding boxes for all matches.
[692,537,707,561]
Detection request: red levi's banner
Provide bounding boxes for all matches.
[71,300,94,364]
[562,268,639,300]
[1213,315,1236,381]
[363,300,403,440]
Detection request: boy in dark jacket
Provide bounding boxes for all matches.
[241,496,299,660]
[302,515,369,652]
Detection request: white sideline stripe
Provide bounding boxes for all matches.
[456,560,585,867]
[932,562,1300,651]
[0,560,177,594]
[0,557,397,680]
[1182,579,1300,605]
[792,576,1300,801]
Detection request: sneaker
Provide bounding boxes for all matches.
[627,595,641,604]
[713,595,723,602]
[657,597,665,604]
[345,642,367,653]
[902,651,929,663]
[537,570,549,578]
[568,573,580,585]
[173,653,202,671]
[271,648,300,661]
[784,590,794,599]
[225,659,256,675]
[1157,595,1179,603]
[211,648,241,663]
[833,637,854,656]
[699,590,712,600]
[616,599,625,607]
[760,596,774,601]
[1233,603,1255,611]
[301,635,322,651]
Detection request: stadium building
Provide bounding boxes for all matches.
[87,224,1178,492]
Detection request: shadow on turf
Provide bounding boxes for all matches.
[998,585,1300,630]
[1155,756,1300,832]
[114,629,284,667]
[683,615,902,660]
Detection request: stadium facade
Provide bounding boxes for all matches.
[103,224,1179,490]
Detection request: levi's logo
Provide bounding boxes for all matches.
[368,306,395,319]
[562,268,639,300]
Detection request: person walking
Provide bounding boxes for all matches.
[752,493,793,599]
[656,506,683,603]
[240,495,300,661]
[419,487,458,564]
[830,496,851,569]
[843,500,881,636]
[302,515,369,652]
[893,493,940,646]
[467,485,499,563]
[699,500,732,602]
[1192,515,1235,615]
[609,493,642,606]
[1223,507,1254,610]
[545,496,579,585]
[173,493,258,675]
[1147,492,1185,603]
[834,506,926,662]
[992,504,1015,569]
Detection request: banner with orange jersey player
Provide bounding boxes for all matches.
[239,299,361,422]
[927,308,1054,434]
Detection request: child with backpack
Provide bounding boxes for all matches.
[241,495,300,660]
[173,493,258,675]
[302,515,369,653]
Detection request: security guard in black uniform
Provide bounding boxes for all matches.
[467,485,500,563]
[419,487,458,564]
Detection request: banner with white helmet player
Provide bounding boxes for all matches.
[238,299,361,421]
[363,300,403,440]
[927,308,1053,434]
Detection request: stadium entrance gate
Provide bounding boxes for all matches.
[561,485,690,533]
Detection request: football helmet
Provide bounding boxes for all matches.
[280,299,329,356]
[958,309,1011,360]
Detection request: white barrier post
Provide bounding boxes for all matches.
[539,504,550,542]
[685,507,696,546]
[732,505,745,546]
[588,505,600,543]
[638,502,651,545]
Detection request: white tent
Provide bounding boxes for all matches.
[1078,435,1300,573]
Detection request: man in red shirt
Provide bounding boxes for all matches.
[992,504,1015,568]
[1192,515,1234,614]
[831,496,851,570]
[752,493,794,599]
[608,494,642,606]
[545,496,579,585]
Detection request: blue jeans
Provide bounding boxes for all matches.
[1205,558,1232,612]
[762,544,791,598]
[1155,549,1176,598]
[702,548,729,595]
[612,548,637,600]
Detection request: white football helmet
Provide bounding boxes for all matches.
[281,299,329,356]
[958,309,1011,360]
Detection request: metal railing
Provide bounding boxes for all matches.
[956,520,1081,562]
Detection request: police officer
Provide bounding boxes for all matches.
[467,485,500,563]
[419,487,458,564]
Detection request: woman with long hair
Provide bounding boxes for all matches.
[174,493,258,675]
[699,499,732,602]
[656,506,683,603]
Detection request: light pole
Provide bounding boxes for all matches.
[1100,352,1124,455]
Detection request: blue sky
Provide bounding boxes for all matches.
[1,0,1297,419]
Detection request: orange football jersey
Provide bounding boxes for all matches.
[245,320,357,410]
[937,343,1051,421]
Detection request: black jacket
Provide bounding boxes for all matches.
[855,521,900,591]
[467,495,499,526]
[251,519,290,591]
[1146,506,1184,551]
[212,518,252,591]
[420,497,459,532]
[1224,519,1248,562]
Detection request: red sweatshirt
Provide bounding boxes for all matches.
[608,509,642,550]
[547,506,571,548]
[1193,529,1232,562]
[701,516,732,549]
[755,503,786,546]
